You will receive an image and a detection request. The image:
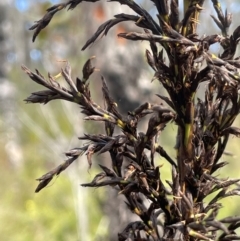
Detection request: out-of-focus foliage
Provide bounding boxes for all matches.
[0,165,76,241]
[1,0,240,240]
[0,89,108,241]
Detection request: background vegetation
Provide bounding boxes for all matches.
[1,0,240,240]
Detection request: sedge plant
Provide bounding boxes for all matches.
[22,0,240,240]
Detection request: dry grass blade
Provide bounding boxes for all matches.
[35,156,78,192]
[81,18,128,50]
[24,90,60,104]
[29,7,63,42]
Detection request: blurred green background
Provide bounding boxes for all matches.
[1,1,240,240]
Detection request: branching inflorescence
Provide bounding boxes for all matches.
[23,0,240,240]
